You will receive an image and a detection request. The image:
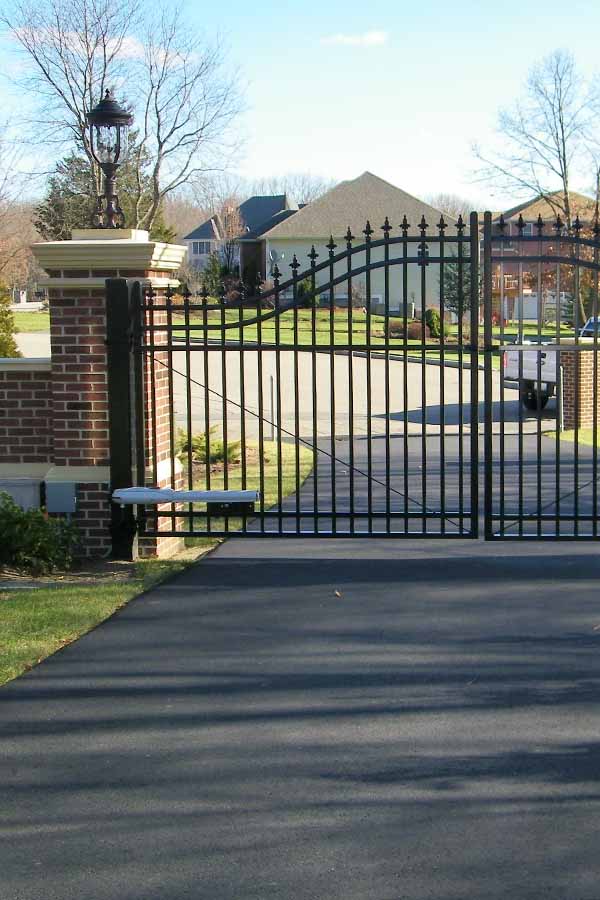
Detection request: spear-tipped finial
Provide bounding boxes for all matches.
[419,215,428,234]
[309,245,319,263]
[554,214,564,233]
[272,263,281,282]
[401,215,410,234]
[456,214,465,234]
[382,216,391,236]
[573,215,582,234]
[497,213,507,233]
[363,220,373,239]
[536,214,544,234]
[291,254,300,273]
[345,226,354,244]
[438,215,447,233]
[327,235,337,254]
[516,213,525,233]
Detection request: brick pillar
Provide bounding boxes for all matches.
[32,228,186,558]
[560,342,600,430]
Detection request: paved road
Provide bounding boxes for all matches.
[169,348,553,440]
[3,537,600,900]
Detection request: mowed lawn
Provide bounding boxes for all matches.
[549,428,600,448]
[12,310,50,332]
[0,558,211,685]
[184,439,314,535]
[0,440,313,685]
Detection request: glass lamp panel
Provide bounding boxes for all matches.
[116,123,129,163]
[94,124,118,164]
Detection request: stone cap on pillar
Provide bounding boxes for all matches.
[32,227,187,290]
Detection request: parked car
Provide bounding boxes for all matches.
[504,342,557,410]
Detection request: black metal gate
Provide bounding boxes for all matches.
[483,210,600,540]
[129,212,480,539]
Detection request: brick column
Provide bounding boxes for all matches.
[560,341,600,430]
[32,229,186,558]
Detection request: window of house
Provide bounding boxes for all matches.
[192,241,212,255]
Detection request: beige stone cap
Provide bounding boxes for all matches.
[0,457,183,484]
[32,234,187,273]
[0,357,52,372]
[37,276,180,290]
[71,228,150,241]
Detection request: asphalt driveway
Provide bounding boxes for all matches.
[2,538,600,899]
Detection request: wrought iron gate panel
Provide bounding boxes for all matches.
[132,213,480,539]
[483,210,600,539]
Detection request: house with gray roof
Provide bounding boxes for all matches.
[183,194,298,272]
[239,172,456,313]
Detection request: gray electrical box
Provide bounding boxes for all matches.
[45,481,77,514]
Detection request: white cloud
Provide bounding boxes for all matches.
[320,30,388,47]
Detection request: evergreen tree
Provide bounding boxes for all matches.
[203,253,223,298]
[0,282,21,358]
[35,145,176,242]
[442,253,476,317]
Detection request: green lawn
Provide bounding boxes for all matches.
[13,310,50,332]
[184,438,314,535]
[0,557,213,685]
[0,440,313,685]
[547,428,600,448]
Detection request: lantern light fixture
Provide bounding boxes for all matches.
[86,89,133,228]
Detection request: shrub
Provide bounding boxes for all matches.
[385,318,405,338]
[176,427,241,465]
[297,278,313,308]
[425,308,441,338]
[0,282,20,358]
[407,321,430,340]
[0,492,78,574]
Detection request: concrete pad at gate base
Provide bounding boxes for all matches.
[2,537,600,900]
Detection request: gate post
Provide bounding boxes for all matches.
[31,228,186,558]
[482,211,493,539]
[106,278,137,560]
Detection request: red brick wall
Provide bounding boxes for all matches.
[75,482,112,554]
[0,368,53,464]
[48,289,110,467]
[561,348,600,430]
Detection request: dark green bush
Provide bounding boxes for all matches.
[0,492,78,574]
[425,308,441,338]
[176,427,241,465]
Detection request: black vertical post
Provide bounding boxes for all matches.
[106,278,138,559]
[469,212,480,537]
[482,212,493,539]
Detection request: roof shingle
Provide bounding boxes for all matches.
[260,172,457,239]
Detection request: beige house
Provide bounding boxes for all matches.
[239,172,458,313]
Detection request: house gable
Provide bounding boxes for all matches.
[259,172,457,240]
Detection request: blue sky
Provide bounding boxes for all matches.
[2,0,600,207]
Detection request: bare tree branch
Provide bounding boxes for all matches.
[473,50,595,226]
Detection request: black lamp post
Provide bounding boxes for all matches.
[86,90,133,229]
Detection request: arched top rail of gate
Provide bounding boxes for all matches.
[141,212,480,332]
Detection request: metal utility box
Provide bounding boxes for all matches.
[0,478,42,511]
[44,481,77,514]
